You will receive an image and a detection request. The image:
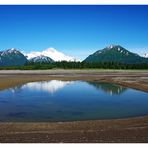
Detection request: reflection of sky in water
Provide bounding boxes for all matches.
[20,80,72,94]
[0,80,148,122]
[9,80,126,95]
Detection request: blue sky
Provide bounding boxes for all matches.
[0,5,148,60]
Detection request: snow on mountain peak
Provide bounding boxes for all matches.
[46,47,56,53]
[108,45,114,49]
[143,53,148,58]
[107,45,121,50]
[1,48,19,56]
[9,48,19,53]
[29,55,54,63]
[25,47,77,62]
[10,48,15,51]
[107,45,118,49]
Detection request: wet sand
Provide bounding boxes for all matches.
[0,69,148,143]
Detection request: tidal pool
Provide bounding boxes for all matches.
[0,80,148,122]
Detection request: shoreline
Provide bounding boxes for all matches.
[0,115,148,143]
[0,70,148,143]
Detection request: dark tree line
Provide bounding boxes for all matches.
[0,61,148,70]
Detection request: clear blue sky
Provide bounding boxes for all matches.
[0,5,148,60]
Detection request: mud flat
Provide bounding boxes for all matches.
[0,69,148,143]
[0,116,148,143]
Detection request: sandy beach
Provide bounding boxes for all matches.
[0,69,148,143]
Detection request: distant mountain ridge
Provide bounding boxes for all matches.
[0,48,27,66]
[29,55,54,63]
[84,45,148,64]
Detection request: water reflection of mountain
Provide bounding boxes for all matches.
[10,80,72,94]
[87,81,127,95]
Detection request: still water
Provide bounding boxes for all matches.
[0,80,148,122]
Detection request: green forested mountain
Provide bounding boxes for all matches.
[0,48,28,66]
[84,45,148,64]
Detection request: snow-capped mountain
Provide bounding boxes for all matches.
[84,45,148,64]
[1,48,20,55]
[0,48,28,66]
[25,47,77,62]
[29,55,54,63]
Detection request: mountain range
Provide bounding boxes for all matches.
[0,45,148,66]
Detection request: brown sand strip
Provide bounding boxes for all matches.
[0,116,148,143]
